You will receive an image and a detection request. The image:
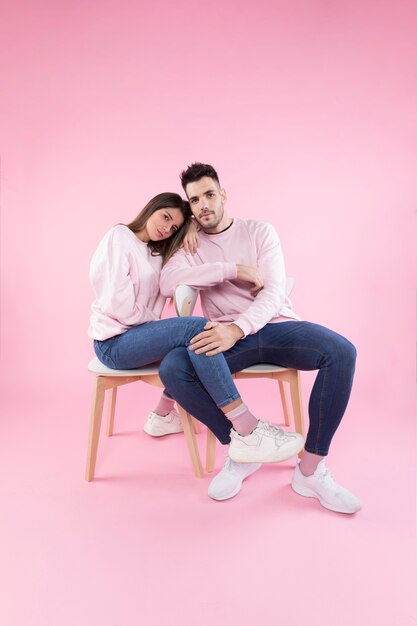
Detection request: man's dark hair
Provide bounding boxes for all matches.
[180,162,220,191]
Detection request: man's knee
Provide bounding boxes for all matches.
[346,339,357,363]
[332,334,357,369]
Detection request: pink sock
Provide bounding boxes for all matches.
[154,392,175,416]
[299,450,325,476]
[225,403,259,436]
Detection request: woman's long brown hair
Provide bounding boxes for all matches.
[126,192,191,266]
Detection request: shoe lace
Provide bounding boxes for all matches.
[316,462,335,484]
[258,422,286,439]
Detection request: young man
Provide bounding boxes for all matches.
[159,163,361,514]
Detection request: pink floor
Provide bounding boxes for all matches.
[1,377,415,626]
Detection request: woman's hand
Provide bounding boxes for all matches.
[182,220,200,255]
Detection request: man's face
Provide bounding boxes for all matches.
[185,176,228,233]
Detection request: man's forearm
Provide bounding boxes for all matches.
[160,258,237,297]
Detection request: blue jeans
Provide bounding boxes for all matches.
[93,317,240,409]
[159,321,357,455]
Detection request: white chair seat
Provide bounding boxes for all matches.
[238,363,288,374]
[88,357,161,377]
[88,358,288,378]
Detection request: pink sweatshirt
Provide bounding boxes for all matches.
[160,218,300,337]
[88,225,166,340]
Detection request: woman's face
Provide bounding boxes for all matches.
[145,207,185,242]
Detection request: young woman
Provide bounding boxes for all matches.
[89,191,242,436]
[88,192,303,497]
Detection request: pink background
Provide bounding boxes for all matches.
[0,1,416,625]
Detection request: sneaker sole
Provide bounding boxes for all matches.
[143,423,184,437]
[291,480,361,514]
[229,438,304,464]
[208,464,262,501]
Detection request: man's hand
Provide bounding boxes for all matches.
[236,264,264,296]
[182,220,200,255]
[189,321,244,356]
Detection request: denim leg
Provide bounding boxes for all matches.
[93,316,240,409]
[159,348,233,444]
[223,322,357,455]
[138,320,356,451]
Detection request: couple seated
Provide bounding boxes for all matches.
[88,162,361,515]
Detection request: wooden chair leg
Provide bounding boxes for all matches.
[278,380,290,426]
[206,429,217,473]
[86,377,106,481]
[192,416,201,434]
[177,406,204,478]
[288,371,305,457]
[106,387,117,436]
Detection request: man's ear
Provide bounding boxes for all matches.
[221,188,227,204]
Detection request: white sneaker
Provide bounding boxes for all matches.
[143,409,183,437]
[208,456,262,501]
[291,460,362,514]
[228,421,304,464]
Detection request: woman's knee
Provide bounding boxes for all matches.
[179,316,209,346]
[186,316,208,332]
[159,347,194,386]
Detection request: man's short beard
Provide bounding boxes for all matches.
[197,216,221,230]
[196,207,224,230]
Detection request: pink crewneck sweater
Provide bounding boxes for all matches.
[88,225,166,340]
[160,218,300,337]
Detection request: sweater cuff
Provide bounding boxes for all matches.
[233,317,251,338]
[223,262,237,281]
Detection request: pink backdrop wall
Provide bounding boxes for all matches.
[1,3,416,626]
[1,0,415,419]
